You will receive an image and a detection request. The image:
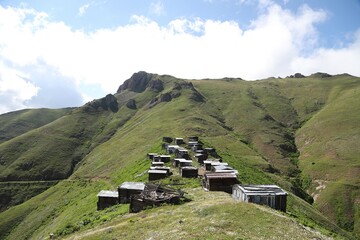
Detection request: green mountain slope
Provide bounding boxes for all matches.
[192,74,360,235]
[0,72,359,239]
[0,108,72,144]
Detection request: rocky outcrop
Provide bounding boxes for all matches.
[84,94,119,113]
[117,71,153,93]
[310,72,332,78]
[160,92,172,102]
[126,99,137,109]
[146,80,206,108]
[148,79,164,92]
[288,73,305,78]
[147,91,181,108]
[117,71,164,93]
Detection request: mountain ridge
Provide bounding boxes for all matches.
[0,71,359,239]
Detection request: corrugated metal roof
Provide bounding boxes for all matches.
[211,162,228,166]
[213,165,233,170]
[234,184,287,195]
[150,167,170,170]
[148,170,168,174]
[167,145,180,148]
[178,159,192,163]
[205,173,237,179]
[151,161,165,165]
[181,166,198,170]
[97,190,119,198]
[119,182,145,190]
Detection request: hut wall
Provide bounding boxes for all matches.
[97,196,118,210]
[275,195,287,212]
[163,137,173,143]
[180,168,198,178]
[188,136,199,142]
[129,197,146,213]
[208,178,237,193]
[149,172,167,181]
[119,189,143,204]
[160,156,171,163]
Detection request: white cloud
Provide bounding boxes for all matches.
[0,61,39,113]
[291,30,360,75]
[78,3,90,16]
[0,2,359,114]
[149,1,165,16]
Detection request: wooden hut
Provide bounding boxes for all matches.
[163,136,173,143]
[175,149,190,159]
[147,153,157,160]
[188,136,199,142]
[152,155,161,162]
[191,144,203,151]
[180,166,198,178]
[203,160,224,171]
[174,137,185,145]
[118,182,145,204]
[150,166,171,176]
[97,190,119,210]
[167,145,181,154]
[194,153,208,164]
[173,158,186,167]
[159,155,171,163]
[178,159,192,167]
[188,141,199,148]
[232,185,287,212]
[203,173,239,193]
[151,161,165,167]
[148,169,168,180]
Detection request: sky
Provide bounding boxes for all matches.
[0,0,360,114]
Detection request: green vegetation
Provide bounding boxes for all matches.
[65,189,343,240]
[0,181,58,212]
[0,72,359,239]
[0,108,71,144]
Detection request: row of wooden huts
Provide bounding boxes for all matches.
[160,136,288,212]
[97,181,184,212]
[97,136,288,212]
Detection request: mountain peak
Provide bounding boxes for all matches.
[117,71,164,93]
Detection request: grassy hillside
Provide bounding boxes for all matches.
[65,189,337,240]
[294,75,360,233]
[0,181,58,212]
[192,74,360,236]
[0,108,72,144]
[0,72,359,239]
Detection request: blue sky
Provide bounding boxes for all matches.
[0,0,360,113]
[3,0,359,47]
